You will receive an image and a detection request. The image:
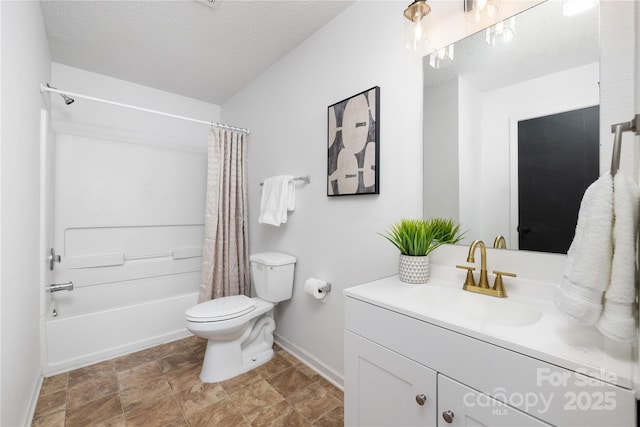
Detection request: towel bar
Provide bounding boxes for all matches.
[259,175,311,186]
[610,114,639,176]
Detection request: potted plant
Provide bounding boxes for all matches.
[380,217,465,283]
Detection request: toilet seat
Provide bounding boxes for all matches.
[185,295,256,322]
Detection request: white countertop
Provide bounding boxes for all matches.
[344,265,637,390]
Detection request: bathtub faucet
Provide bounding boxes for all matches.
[46,281,74,292]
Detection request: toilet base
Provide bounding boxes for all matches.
[199,313,276,383]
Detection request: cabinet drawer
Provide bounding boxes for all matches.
[438,374,551,426]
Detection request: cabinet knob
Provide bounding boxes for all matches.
[442,410,455,423]
[415,394,427,406]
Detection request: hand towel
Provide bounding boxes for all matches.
[597,172,640,341]
[258,175,294,226]
[286,178,296,213]
[554,173,614,324]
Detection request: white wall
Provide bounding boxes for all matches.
[457,77,483,244]
[600,0,638,180]
[424,78,459,220]
[0,1,51,425]
[222,1,423,384]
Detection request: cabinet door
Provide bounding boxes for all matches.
[437,375,550,426]
[345,331,437,426]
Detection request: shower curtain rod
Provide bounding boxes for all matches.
[39,83,250,134]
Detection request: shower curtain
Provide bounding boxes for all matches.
[199,128,250,302]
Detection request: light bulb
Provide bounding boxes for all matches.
[404,15,429,52]
[429,44,454,69]
[403,1,431,53]
[465,0,497,23]
[486,17,516,46]
[411,13,422,40]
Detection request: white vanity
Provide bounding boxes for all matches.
[344,261,637,426]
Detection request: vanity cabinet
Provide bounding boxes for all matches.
[344,292,636,427]
[346,331,548,426]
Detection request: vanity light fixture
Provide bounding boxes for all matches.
[403,0,431,53]
[464,0,497,23]
[486,17,515,46]
[563,0,597,16]
[429,44,454,69]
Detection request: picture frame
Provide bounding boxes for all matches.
[327,86,380,196]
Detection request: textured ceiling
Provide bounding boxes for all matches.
[41,0,354,105]
[423,1,599,91]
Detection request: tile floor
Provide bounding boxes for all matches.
[31,336,344,426]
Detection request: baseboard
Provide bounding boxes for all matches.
[25,368,44,427]
[274,333,344,391]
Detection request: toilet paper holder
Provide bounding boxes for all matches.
[319,282,332,293]
[305,278,332,302]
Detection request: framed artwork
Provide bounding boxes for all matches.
[327,86,380,196]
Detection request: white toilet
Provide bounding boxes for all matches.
[185,251,296,383]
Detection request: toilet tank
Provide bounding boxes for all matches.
[250,252,296,303]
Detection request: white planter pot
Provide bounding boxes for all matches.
[398,254,430,284]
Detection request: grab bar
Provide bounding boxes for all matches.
[46,282,73,292]
[610,114,639,176]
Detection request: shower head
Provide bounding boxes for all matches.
[46,84,75,105]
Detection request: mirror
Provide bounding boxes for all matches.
[423,1,599,253]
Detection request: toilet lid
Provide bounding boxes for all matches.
[185,295,256,322]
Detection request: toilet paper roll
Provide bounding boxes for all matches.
[305,278,328,301]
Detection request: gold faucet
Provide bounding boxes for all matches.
[493,235,507,249]
[467,240,490,289]
[456,239,516,298]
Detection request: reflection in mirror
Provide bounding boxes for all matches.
[423,0,599,254]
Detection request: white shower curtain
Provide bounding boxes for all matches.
[199,128,250,302]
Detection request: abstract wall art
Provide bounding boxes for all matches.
[327,86,380,196]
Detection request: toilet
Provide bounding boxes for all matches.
[185,251,296,383]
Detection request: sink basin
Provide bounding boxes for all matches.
[403,285,542,327]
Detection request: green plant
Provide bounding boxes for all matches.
[380,217,465,256]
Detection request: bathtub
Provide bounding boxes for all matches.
[43,272,199,375]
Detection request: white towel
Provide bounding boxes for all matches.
[258,175,294,226]
[597,172,640,342]
[286,178,296,212]
[554,174,614,324]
